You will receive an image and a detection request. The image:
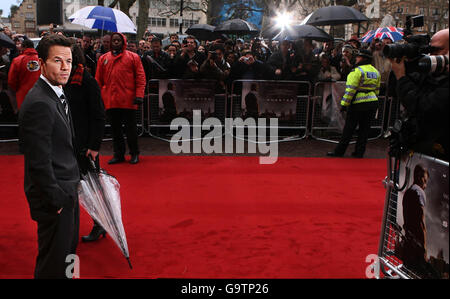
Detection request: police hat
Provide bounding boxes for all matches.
[355,49,373,60]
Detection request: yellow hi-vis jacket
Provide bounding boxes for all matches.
[341,64,381,107]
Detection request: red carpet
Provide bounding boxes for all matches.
[0,155,386,278]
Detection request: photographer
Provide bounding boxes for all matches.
[267,40,298,80]
[389,29,449,161]
[200,43,230,93]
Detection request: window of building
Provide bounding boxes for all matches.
[27,4,33,9]
[14,22,20,28]
[26,12,34,19]
[170,18,179,28]
[183,19,199,28]
[149,17,167,27]
[25,22,35,29]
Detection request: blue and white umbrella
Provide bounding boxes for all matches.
[69,6,136,34]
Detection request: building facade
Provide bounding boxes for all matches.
[357,0,449,34]
[63,0,207,36]
[9,0,37,37]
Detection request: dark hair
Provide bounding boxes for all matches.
[151,37,162,45]
[210,43,225,53]
[21,38,35,49]
[37,34,72,62]
[71,43,86,68]
[413,164,429,184]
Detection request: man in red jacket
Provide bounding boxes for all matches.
[8,39,41,109]
[96,32,146,164]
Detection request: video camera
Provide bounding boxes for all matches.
[383,15,449,75]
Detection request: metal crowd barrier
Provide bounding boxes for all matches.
[377,153,449,279]
[146,79,227,142]
[230,79,311,143]
[310,81,387,143]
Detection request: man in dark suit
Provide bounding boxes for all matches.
[18,34,80,279]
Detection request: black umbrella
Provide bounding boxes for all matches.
[0,32,15,49]
[214,19,259,36]
[273,25,333,42]
[302,5,369,26]
[185,24,227,41]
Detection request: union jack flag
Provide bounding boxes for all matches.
[360,27,404,43]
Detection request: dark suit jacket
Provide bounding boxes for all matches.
[19,78,80,222]
[64,69,105,154]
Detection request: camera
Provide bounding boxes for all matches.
[209,50,217,60]
[383,34,448,75]
[383,14,448,75]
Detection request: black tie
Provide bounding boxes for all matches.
[60,94,68,116]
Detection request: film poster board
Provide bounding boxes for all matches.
[395,153,449,279]
[158,79,216,122]
[241,81,297,122]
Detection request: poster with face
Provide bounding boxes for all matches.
[395,153,449,279]
[241,81,298,123]
[158,79,216,122]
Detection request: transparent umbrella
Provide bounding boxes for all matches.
[78,158,132,269]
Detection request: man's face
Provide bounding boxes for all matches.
[167,46,177,57]
[40,45,72,87]
[170,35,178,42]
[421,173,429,190]
[111,35,123,51]
[143,42,151,52]
[102,35,111,51]
[430,31,449,55]
[215,49,224,61]
[82,36,91,50]
[186,38,196,51]
[127,43,137,53]
[151,41,161,53]
[139,40,145,50]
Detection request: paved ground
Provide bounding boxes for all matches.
[0,134,389,159]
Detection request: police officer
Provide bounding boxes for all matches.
[327,49,380,158]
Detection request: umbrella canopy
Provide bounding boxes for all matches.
[360,27,404,43]
[302,5,369,26]
[0,32,15,49]
[69,5,136,34]
[273,24,333,42]
[78,161,132,269]
[185,24,227,41]
[214,19,259,36]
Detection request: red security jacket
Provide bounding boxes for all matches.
[95,33,146,110]
[8,48,41,109]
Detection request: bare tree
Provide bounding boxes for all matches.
[137,0,150,39]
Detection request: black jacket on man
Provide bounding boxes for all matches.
[396,72,449,161]
[19,77,80,278]
[142,50,171,79]
[64,69,105,173]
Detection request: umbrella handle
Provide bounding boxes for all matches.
[88,155,100,172]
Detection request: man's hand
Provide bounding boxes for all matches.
[390,56,406,80]
[275,69,282,76]
[86,149,99,159]
[133,97,144,105]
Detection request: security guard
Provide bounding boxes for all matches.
[327,49,380,158]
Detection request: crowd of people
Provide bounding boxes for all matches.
[1,22,448,279]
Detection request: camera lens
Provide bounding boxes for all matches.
[418,55,449,74]
[383,43,421,59]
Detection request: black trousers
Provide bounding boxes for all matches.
[34,199,79,279]
[334,105,376,156]
[107,108,139,157]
